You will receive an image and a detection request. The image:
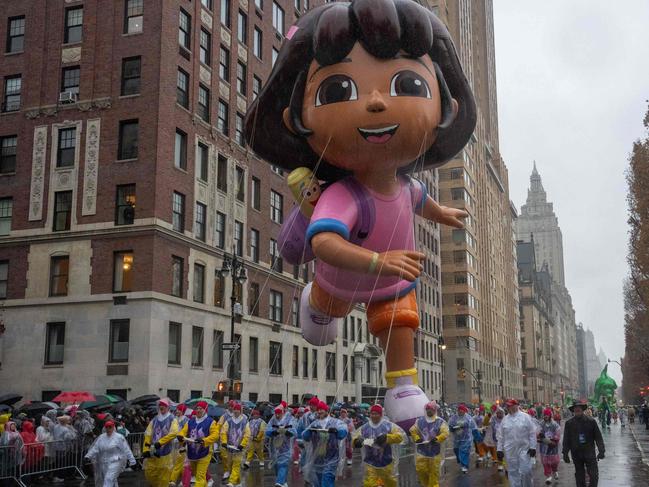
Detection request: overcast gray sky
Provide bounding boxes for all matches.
[493,0,649,384]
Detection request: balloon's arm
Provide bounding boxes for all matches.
[420,196,467,229]
[311,232,376,273]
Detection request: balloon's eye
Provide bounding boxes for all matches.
[316,75,358,106]
[390,70,431,98]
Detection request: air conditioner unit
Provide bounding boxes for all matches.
[59,91,78,104]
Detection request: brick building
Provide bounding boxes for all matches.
[0,0,444,403]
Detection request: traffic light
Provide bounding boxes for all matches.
[217,381,228,393]
[458,368,467,379]
[233,381,243,394]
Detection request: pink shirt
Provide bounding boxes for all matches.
[306,177,426,303]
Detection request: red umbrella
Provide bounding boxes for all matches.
[52,391,96,404]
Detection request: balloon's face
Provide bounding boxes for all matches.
[301,42,443,174]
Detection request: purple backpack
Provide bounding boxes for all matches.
[278,176,418,265]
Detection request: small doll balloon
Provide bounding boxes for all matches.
[245,0,476,429]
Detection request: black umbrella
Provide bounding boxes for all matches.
[0,394,23,406]
[0,404,12,413]
[129,394,160,405]
[16,402,56,415]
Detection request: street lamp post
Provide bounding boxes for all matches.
[218,250,247,402]
[462,367,482,404]
[440,338,447,405]
[499,358,505,402]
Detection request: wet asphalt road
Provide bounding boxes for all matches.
[26,420,649,486]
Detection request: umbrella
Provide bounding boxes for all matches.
[207,405,226,418]
[129,394,160,405]
[80,394,125,410]
[360,403,371,409]
[185,397,218,407]
[16,402,56,415]
[0,394,22,406]
[0,404,12,413]
[52,391,96,403]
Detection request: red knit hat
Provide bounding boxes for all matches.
[528,409,537,417]
[506,399,519,407]
[252,409,260,416]
[176,404,187,414]
[232,403,242,411]
[458,404,469,413]
[104,420,115,428]
[195,401,208,410]
[274,406,283,414]
[317,401,329,412]
[308,397,320,407]
[425,401,438,411]
[370,404,383,415]
[543,408,553,417]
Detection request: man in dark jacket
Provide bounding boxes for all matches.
[562,399,605,487]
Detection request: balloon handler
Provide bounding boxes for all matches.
[175,401,220,487]
[244,0,476,431]
[409,401,449,487]
[141,399,180,487]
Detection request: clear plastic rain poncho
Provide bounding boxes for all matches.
[266,414,297,466]
[0,422,24,476]
[302,416,348,484]
[496,410,537,487]
[448,413,477,449]
[353,418,406,476]
[411,415,449,460]
[85,432,136,487]
[483,411,503,449]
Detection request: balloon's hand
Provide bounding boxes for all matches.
[376,251,424,282]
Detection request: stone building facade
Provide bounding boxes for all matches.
[434,0,523,404]
[0,0,448,403]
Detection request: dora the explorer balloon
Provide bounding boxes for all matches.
[245,0,476,429]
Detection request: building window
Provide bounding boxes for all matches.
[251,176,260,210]
[249,282,260,316]
[220,0,231,28]
[214,271,225,307]
[292,345,299,377]
[200,28,211,65]
[0,261,7,298]
[255,0,264,9]
[326,352,336,380]
[65,7,83,44]
[343,355,348,381]
[192,326,204,366]
[168,322,182,364]
[53,191,72,231]
[217,155,228,191]
[272,2,285,34]
[109,319,130,363]
[269,341,282,375]
[219,45,230,81]
[0,197,12,235]
[118,119,138,160]
[202,0,213,10]
[252,76,261,100]
[197,143,209,181]
[45,322,65,365]
[235,166,245,201]
[49,256,69,296]
[295,0,301,11]
[212,330,224,368]
[115,184,136,225]
[113,251,134,292]
[3,75,21,112]
[270,238,282,272]
[121,57,141,96]
[124,0,143,34]
[171,256,184,297]
[174,129,187,170]
[236,62,247,96]
[215,211,225,248]
[177,68,189,108]
[235,113,244,145]
[217,99,229,135]
[292,297,299,326]
[350,355,356,381]
[6,16,25,53]
[179,9,191,50]
[272,47,279,66]
[249,337,259,372]
[197,84,210,123]
[56,127,76,168]
[270,190,283,223]
[312,349,318,379]
[302,347,309,378]
[269,289,283,322]
[193,263,205,303]
[234,220,243,256]
[61,66,80,95]
[172,191,185,232]
[195,202,206,241]
[0,136,17,174]
[249,228,259,262]
[237,11,247,45]
[253,27,262,58]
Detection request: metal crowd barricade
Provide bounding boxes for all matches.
[126,431,145,463]
[17,438,86,486]
[0,443,22,486]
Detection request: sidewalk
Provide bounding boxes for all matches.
[629,421,649,468]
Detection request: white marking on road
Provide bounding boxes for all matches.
[629,425,649,467]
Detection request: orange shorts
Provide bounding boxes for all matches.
[310,281,419,335]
